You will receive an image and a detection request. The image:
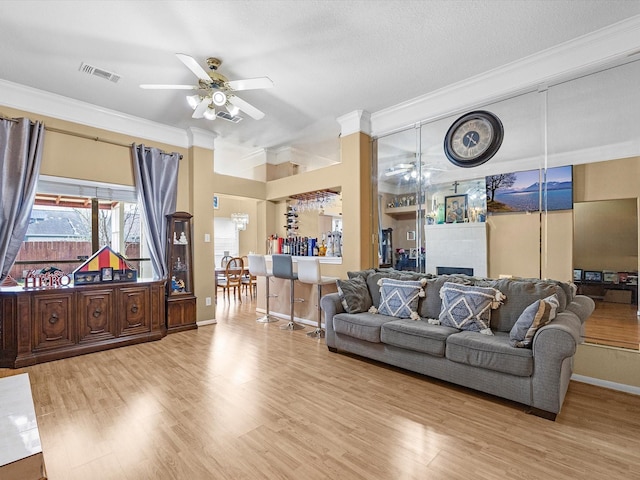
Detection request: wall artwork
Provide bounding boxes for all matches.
[445,194,467,223]
[486,165,573,214]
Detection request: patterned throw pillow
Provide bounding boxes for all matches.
[373,278,426,320]
[336,276,373,314]
[436,282,505,335]
[509,294,559,348]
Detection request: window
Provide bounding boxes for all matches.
[11,176,151,282]
[213,217,239,267]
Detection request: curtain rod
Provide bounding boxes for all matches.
[1,114,183,160]
[46,126,184,160]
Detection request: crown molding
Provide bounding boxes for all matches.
[187,127,216,150]
[371,15,640,137]
[337,110,371,137]
[0,79,191,148]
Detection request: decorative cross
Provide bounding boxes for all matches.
[452,181,460,193]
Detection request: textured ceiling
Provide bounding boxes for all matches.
[1,0,639,164]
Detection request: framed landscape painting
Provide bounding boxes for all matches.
[486,165,573,214]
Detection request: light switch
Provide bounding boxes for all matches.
[204,233,211,242]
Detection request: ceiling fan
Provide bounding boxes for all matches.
[140,53,273,121]
[383,161,447,180]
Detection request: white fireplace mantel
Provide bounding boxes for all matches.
[425,223,488,278]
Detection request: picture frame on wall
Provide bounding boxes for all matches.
[409,247,418,259]
[573,269,583,282]
[445,194,467,223]
[407,231,416,241]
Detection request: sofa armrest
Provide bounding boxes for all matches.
[321,292,343,349]
[530,310,584,414]
[565,294,595,325]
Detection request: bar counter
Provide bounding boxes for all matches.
[257,256,341,327]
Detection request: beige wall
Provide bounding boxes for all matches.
[4,103,638,388]
[574,199,638,272]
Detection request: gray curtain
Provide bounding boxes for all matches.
[0,118,45,281]
[132,144,180,280]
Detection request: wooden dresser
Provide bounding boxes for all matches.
[0,280,165,368]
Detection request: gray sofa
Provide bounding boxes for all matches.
[321,270,595,420]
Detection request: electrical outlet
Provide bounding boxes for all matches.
[205,297,212,306]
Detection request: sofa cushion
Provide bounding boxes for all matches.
[509,294,560,348]
[446,331,534,377]
[376,278,425,319]
[336,276,373,313]
[418,275,472,319]
[437,283,504,335]
[381,319,459,356]
[333,312,392,343]
[481,279,565,333]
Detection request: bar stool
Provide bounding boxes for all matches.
[247,254,278,323]
[296,258,339,338]
[271,254,305,330]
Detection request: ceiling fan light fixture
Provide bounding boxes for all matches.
[186,94,201,109]
[226,103,240,117]
[212,90,227,106]
[203,106,216,120]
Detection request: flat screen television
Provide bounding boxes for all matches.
[583,270,603,282]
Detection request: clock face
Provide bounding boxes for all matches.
[444,111,503,168]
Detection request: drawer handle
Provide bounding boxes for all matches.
[131,304,139,314]
[92,308,102,318]
[48,313,58,324]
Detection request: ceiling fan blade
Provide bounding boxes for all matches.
[226,77,274,91]
[140,84,198,90]
[176,53,212,83]
[228,95,265,120]
[192,98,211,119]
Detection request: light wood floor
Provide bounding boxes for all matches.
[2,299,640,480]
[583,300,640,350]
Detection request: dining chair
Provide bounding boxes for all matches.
[240,255,256,298]
[219,257,244,302]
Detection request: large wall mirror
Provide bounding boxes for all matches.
[374,56,640,351]
[574,198,638,349]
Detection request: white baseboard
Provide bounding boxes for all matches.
[196,319,217,327]
[571,374,640,396]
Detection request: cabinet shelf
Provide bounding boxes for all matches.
[166,212,197,333]
[384,204,427,217]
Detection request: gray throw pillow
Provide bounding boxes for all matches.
[336,276,373,313]
[437,282,505,335]
[510,294,559,348]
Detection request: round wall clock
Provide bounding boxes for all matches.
[443,110,504,168]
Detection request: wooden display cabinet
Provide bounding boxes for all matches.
[0,280,165,368]
[166,211,197,333]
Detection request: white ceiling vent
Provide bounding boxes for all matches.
[216,111,243,123]
[79,62,121,83]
